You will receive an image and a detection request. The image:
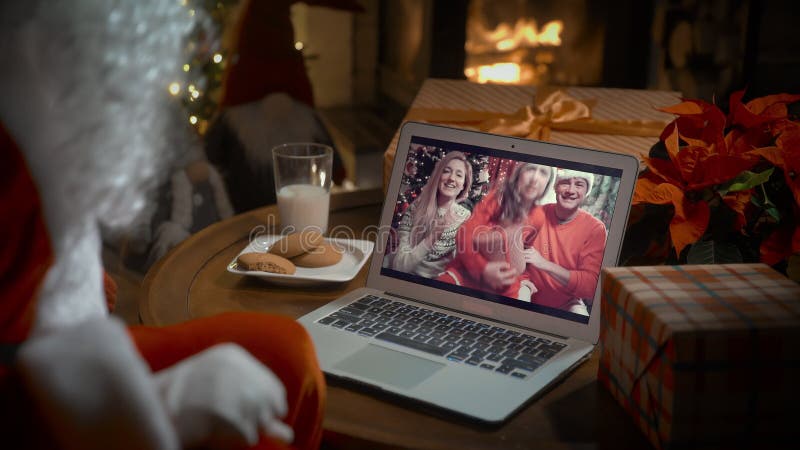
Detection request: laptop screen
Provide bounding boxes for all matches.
[380,136,623,324]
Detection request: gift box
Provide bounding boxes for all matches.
[599,263,800,449]
[384,78,681,189]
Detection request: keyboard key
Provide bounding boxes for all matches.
[358,328,378,337]
[348,302,369,311]
[441,342,458,352]
[479,363,496,370]
[487,353,503,362]
[375,332,450,356]
[495,365,513,374]
[427,338,444,347]
[345,324,363,332]
[412,334,430,343]
[503,357,538,372]
[332,320,348,328]
[331,312,361,323]
[341,307,364,316]
[386,327,402,335]
[465,357,482,366]
[318,316,336,325]
[447,354,465,362]
[400,331,416,338]
[511,372,527,379]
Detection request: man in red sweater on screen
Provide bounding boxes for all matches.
[524,169,606,316]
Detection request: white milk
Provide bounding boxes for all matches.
[277,184,330,233]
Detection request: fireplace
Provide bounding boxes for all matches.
[463,0,604,87]
[291,0,799,188]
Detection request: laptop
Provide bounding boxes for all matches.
[298,121,639,424]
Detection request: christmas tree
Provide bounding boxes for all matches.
[171,0,240,135]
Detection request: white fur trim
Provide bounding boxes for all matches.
[556,169,594,194]
[207,165,234,219]
[170,170,194,231]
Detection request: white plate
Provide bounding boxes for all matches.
[227,235,375,286]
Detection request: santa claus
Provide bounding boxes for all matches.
[0,1,323,449]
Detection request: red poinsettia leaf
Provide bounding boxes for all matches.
[633,178,709,256]
[685,153,760,190]
[760,225,794,266]
[728,90,765,129]
[722,190,752,231]
[746,93,800,115]
[750,146,784,167]
[659,100,726,147]
[659,100,706,115]
[663,123,682,167]
[644,157,684,186]
[726,126,775,156]
[775,128,800,207]
[793,226,800,254]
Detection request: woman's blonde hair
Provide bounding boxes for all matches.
[409,151,472,246]
[492,162,553,225]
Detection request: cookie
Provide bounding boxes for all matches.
[268,230,324,259]
[291,242,344,268]
[237,252,296,275]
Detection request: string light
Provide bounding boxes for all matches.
[294,41,304,51]
[191,89,200,99]
[189,115,198,125]
[212,53,223,64]
[168,82,181,95]
[182,64,190,72]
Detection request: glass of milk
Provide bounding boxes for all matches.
[273,143,333,234]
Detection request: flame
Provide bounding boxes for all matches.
[467,18,564,54]
[472,63,521,84]
[493,19,563,51]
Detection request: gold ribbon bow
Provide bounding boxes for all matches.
[404,87,667,141]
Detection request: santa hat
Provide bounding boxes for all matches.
[555,168,594,194]
[221,0,364,108]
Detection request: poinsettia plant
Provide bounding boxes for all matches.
[631,90,800,279]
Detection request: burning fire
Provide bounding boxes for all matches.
[465,15,564,85]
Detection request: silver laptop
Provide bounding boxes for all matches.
[298,121,639,424]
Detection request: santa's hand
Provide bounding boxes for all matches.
[16,317,180,450]
[155,343,293,449]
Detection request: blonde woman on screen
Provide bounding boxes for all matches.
[392,151,473,278]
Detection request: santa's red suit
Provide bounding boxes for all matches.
[1,124,324,448]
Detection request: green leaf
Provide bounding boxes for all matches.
[718,168,774,196]
[686,240,743,264]
[765,207,781,222]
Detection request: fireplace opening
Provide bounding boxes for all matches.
[464,0,605,87]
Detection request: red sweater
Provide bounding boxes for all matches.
[526,204,606,309]
[443,192,540,295]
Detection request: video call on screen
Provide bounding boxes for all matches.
[381,136,623,324]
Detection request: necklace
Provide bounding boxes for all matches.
[436,206,448,218]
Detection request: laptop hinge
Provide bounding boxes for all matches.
[383,291,570,341]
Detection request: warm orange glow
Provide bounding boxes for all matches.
[465,5,564,86]
[467,18,564,54]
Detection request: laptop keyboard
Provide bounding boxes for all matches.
[315,294,567,379]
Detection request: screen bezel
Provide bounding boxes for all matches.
[366,121,639,344]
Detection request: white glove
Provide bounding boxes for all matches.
[16,317,180,450]
[154,343,293,449]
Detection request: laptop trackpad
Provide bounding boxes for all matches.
[333,344,445,390]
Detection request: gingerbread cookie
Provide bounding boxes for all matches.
[291,242,343,268]
[268,230,324,259]
[237,252,296,275]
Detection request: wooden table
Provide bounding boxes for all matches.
[141,196,652,450]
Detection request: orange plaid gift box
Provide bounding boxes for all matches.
[598,264,800,449]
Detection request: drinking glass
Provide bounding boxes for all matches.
[273,143,333,234]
